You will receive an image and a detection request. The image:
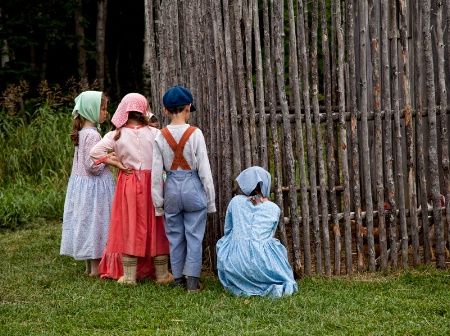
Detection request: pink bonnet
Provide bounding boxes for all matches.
[111,93,149,128]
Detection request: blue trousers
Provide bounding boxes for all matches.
[163,170,207,278]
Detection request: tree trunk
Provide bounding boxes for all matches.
[96,0,107,91]
[74,0,87,86]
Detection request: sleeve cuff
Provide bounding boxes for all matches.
[155,207,165,216]
[94,156,108,165]
[207,203,217,213]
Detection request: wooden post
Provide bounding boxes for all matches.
[222,0,242,176]
[347,0,365,272]
[320,0,341,275]
[297,0,322,275]
[262,0,289,263]
[275,0,302,275]
[336,0,352,274]
[311,0,330,276]
[252,0,268,171]
[399,0,420,266]
[359,0,376,271]
[380,0,394,270]
[389,0,402,268]
[233,0,251,169]
[243,0,258,167]
[436,0,450,263]
[369,0,387,272]
[422,0,445,269]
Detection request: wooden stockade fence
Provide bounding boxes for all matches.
[143,0,450,276]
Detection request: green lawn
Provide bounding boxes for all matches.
[1,220,450,335]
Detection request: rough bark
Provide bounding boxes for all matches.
[312,0,330,276]
[380,0,394,270]
[233,0,251,168]
[297,0,321,276]
[252,0,268,170]
[320,0,340,275]
[223,0,241,175]
[422,0,444,268]
[399,0,419,267]
[96,0,107,90]
[275,0,302,274]
[74,0,87,85]
[368,0,387,272]
[335,0,351,275]
[359,0,376,271]
[262,0,289,270]
[436,0,450,262]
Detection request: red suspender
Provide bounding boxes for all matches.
[160,126,197,170]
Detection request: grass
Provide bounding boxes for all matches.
[1,221,450,335]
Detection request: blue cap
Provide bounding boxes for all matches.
[162,85,197,112]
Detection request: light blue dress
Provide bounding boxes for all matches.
[60,127,116,260]
[216,195,298,298]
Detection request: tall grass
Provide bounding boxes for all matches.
[0,104,74,228]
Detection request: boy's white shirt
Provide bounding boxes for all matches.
[151,124,216,216]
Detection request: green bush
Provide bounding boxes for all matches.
[0,104,73,228]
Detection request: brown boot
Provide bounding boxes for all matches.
[118,255,137,285]
[153,255,174,285]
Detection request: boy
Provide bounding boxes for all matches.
[152,85,216,292]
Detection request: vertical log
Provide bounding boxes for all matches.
[422,0,445,268]
[223,0,242,175]
[347,0,365,272]
[320,0,341,275]
[212,0,233,231]
[436,0,450,261]
[297,0,321,275]
[243,0,258,167]
[252,0,268,170]
[336,0,352,275]
[274,0,302,275]
[233,0,252,168]
[262,0,289,268]
[414,0,431,265]
[203,0,219,271]
[389,0,402,268]
[399,0,420,266]
[368,0,386,271]
[312,0,331,276]
[157,1,167,107]
[380,0,394,270]
[359,0,376,271]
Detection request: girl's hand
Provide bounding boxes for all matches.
[116,162,132,175]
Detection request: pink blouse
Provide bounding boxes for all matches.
[90,125,159,171]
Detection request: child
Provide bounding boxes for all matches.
[216,166,298,298]
[152,85,216,292]
[60,90,116,277]
[90,93,172,285]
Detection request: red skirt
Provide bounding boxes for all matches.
[99,170,169,280]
